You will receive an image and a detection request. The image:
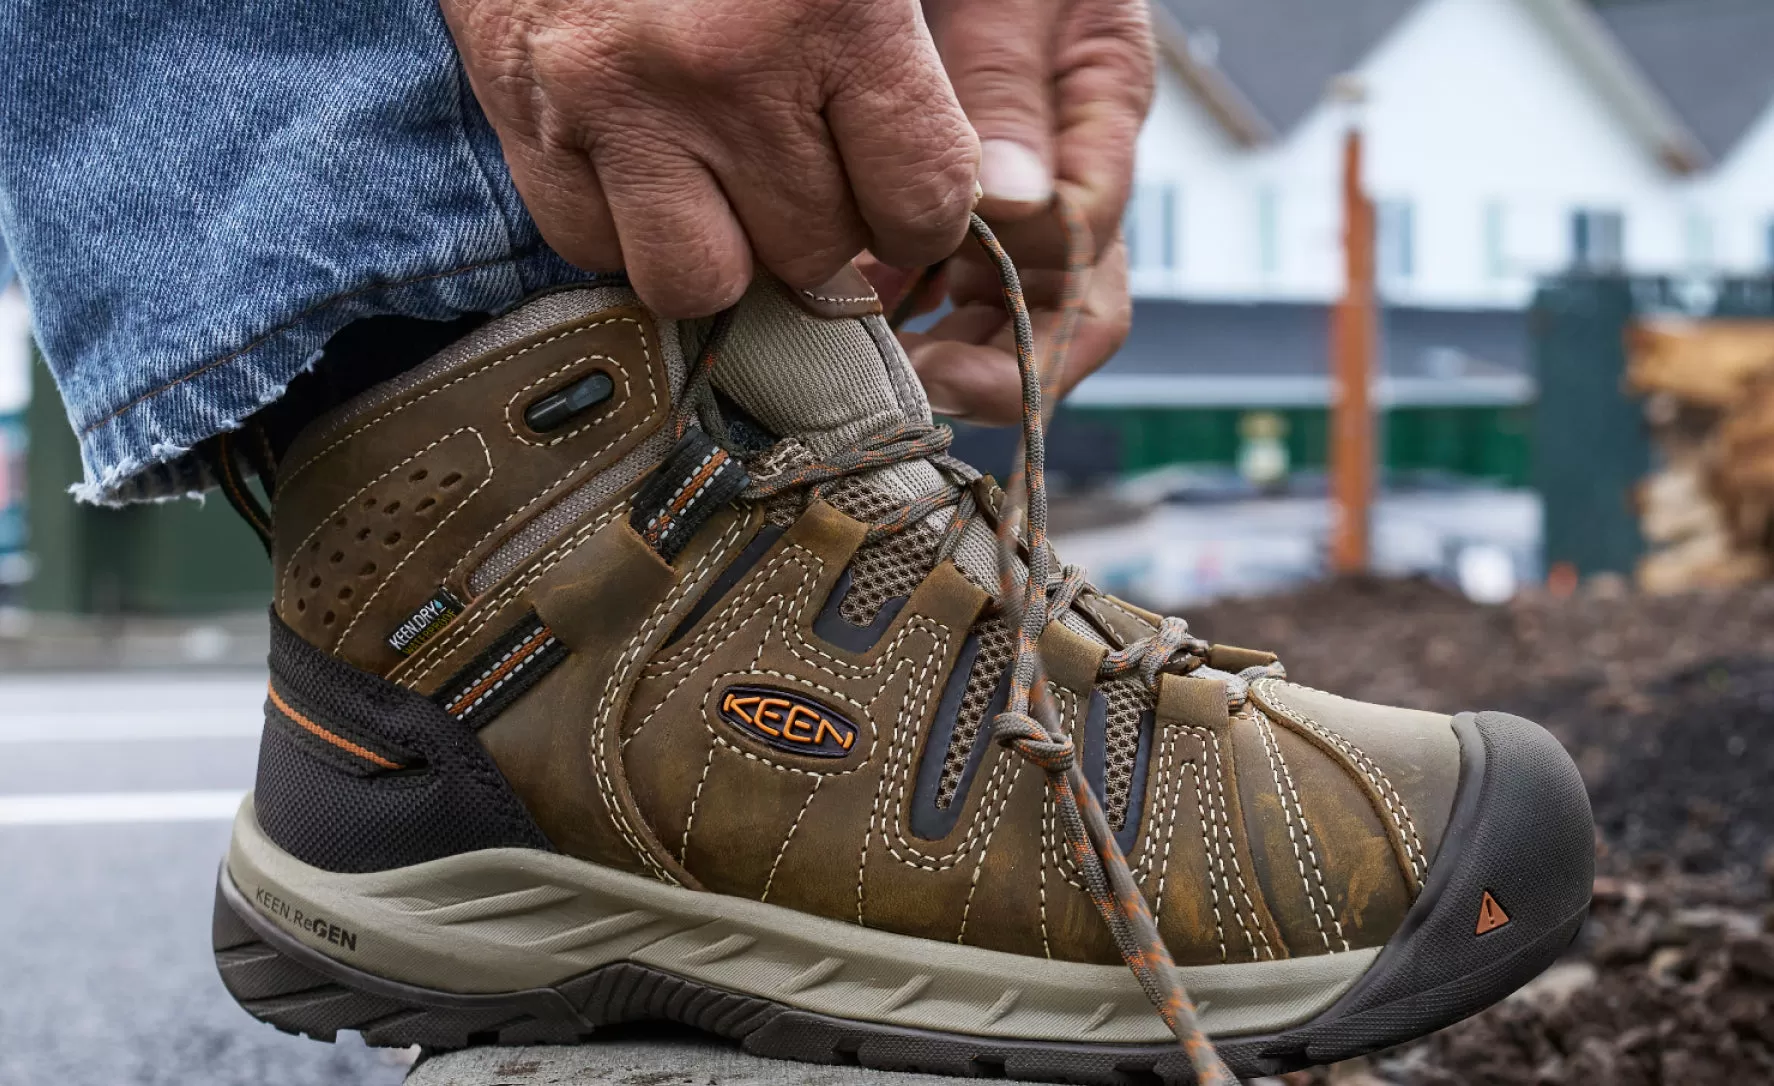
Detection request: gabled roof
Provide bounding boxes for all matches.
[1151,0,1713,172]
[1151,0,1417,140]
[1595,0,1774,162]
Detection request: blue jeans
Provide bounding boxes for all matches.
[0,0,580,503]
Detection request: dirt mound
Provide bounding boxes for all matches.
[1183,578,1774,1084]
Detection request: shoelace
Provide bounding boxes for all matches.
[678,208,1248,1085]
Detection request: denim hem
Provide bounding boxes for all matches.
[73,246,582,506]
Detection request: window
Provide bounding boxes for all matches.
[1377,198,1414,287]
[1483,201,1507,280]
[1257,186,1281,280]
[1124,183,1181,274]
[1685,211,1714,271]
[1571,208,1625,270]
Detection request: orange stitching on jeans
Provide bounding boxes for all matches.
[80,251,542,435]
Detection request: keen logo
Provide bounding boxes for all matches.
[386,588,464,657]
[719,685,858,758]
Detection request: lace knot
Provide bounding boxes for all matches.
[991,709,1075,772]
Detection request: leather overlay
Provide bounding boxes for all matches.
[1251,678,1459,894]
[393,490,638,696]
[791,264,883,319]
[273,307,671,676]
[465,497,1449,967]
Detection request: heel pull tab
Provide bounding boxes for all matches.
[204,431,273,556]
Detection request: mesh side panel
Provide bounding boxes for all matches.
[841,525,940,624]
[936,618,1016,808]
[814,475,939,625]
[762,491,808,529]
[1102,678,1147,830]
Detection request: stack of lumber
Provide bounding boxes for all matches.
[1627,318,1774,592]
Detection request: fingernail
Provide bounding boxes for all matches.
[980,139,1052,206]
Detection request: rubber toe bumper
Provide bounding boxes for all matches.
[1219,710,1596,1076]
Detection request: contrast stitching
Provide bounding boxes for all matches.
[1200,727,1275,961]
[1255,678,1429,886]
[338,432,496,645]
[80,252,538,435]
[590,514,753,884]
[802,289,877,306]
[1144,731,1185,923]
[639,448,733,551]
[276,426,484,612]
[407,501,628,685]
[762,779,821,902]
[1038,790,1054,959]
[503,353,624,448]
[444,623,557,718]
[280,316,646,489]
[1185,762,1227,962]
[681,744,718,861]
[267,684,402,770]
[1256,713,1348,953]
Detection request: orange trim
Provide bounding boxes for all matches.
[444,627,553,715]
[644,449,729,543]
[267,684,403,770]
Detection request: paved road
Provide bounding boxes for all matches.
[0,673,411,1086]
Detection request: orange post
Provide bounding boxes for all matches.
[1330,125,1376,574]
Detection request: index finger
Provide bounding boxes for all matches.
[1051,0,1154,258]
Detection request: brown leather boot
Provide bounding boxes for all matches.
[213,243,1592,1082]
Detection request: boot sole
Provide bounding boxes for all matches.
[213,710,1592,1081]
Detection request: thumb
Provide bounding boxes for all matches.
[931,0,1058,220]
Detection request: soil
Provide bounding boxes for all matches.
[1179,577,1774,1085]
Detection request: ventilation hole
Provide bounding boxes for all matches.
[415,496,436,514]
[440,472,463,488]
[384,500,401,516]
[384,531,402,548]
[360,561,378,577]
[333,515,347,529]
[337,586,354,601]
[362,497,377,510]
[322,611,336,626]
[330,551,344,565]
[295,599,306,613]
[409,468,429,483]
[309,541,320,554]
[308,576,321,590]
[356,527,371,542]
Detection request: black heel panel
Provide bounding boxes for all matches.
[255,610,553,873]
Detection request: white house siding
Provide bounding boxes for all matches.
[1129,0,1725,310]
[1683,100,1774,274]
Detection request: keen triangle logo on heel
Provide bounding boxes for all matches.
[1475,890,1510,935]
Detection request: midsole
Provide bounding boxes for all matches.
[226,795,1378,1043]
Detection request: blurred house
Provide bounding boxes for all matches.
[1067,0,1774,483]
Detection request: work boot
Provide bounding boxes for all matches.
[212,234,1593,1082]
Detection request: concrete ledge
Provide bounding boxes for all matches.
[406,1029,1051,1086]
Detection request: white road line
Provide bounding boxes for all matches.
[0,718,264,744]
[0,790,246,826]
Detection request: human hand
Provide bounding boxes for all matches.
[864,228,1133,423]
[869,0,1153,424]
[442,0,981,318]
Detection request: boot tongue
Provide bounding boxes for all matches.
[703,269,932,459]
[696,267,1111,651]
